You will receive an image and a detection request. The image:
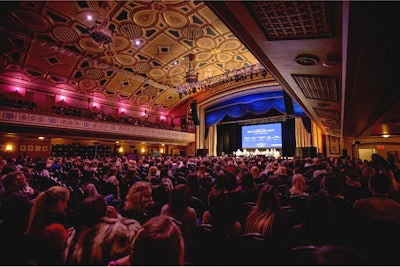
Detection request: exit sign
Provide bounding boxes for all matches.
[377,145,385,149]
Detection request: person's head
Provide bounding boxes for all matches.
[245,184,281,236]
[255,184,281,213]
[250,165,260,178]
[129,215,185,265]
[290,173,307,194]
[185,172,200,188]
[322,174,343,196]
[369,173,392,195]
[3,170,27,191]
[380,168,400,192]
[124,167,137,181]
[147,165,158,177]
[25,185,70,235]
[168,184,189,216]
[123,181,153,213]
[74,194,107,229]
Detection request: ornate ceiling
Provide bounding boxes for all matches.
[2,1,400,141]
[0,0,261,114]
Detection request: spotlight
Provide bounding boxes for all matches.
[262,70,267,77]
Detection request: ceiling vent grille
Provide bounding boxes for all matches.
[292,74,338,102]
[313,107,340,121]
[245,1,332,40]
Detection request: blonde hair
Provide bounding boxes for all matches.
[147,165,158,178]
[245,184,281,237]
[123,181,154,213]
[250,166,260,178]
[25,186,70,235]
[289,173,307,195]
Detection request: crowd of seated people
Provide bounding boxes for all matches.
[0,95,183,132]
[0,152,399,265]
[0,94,37,111]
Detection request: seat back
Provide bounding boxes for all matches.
[188,195,206,220]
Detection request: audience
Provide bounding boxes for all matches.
[119,181,157,225]
[129,215,185,265]
[244,184,282,240]
[63,194,142,265]
[353,173,400,222]
[0,153,399,265]
[24,186,71,265]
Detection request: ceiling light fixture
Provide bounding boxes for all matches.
[88,1,113,48]
[176,63,267,98]
[382,134,390,138]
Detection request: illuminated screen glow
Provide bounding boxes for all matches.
[241,123,282,149]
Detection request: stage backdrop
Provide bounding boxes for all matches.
[216,118,296,157]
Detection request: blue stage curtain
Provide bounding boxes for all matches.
[205,91,306,127]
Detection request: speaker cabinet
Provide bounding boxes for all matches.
[197,149,208,156]
[295,147,317,158]
[190,101,200,125]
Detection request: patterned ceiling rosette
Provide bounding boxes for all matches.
[52,25,80,43]
[109,36,131,52]
[149,68,166,78]
[143,86,158,96]
[79,38,104,53]
[78,78,97,92]
[219,39,242,51]
[216,53,234,63]
[134,62,153,73]
[137,94,150,104]
[11,10,51,32]
[119,22,143,39]
[170,76,185,87]
[162,11,189,28]
[225,60,242,70]
[196,37,216,50]
[169,66,186,77]
[196,51,213,62]
[85,68,104,80]
[114,54,136,66]
[182,24,203,40]
[133,9,157,28]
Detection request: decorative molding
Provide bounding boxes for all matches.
[0,110,195,144]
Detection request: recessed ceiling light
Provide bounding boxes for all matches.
[295,54,319,66]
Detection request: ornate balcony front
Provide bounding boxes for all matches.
[0,109,195,145]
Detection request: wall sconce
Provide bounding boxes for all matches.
[5,144,13,151]
[38,136,45,140]
[382,134,390,138]
[160,148,164,154]
[120,108,125,114]
[141,148,145,153]
[118,147,124,153]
